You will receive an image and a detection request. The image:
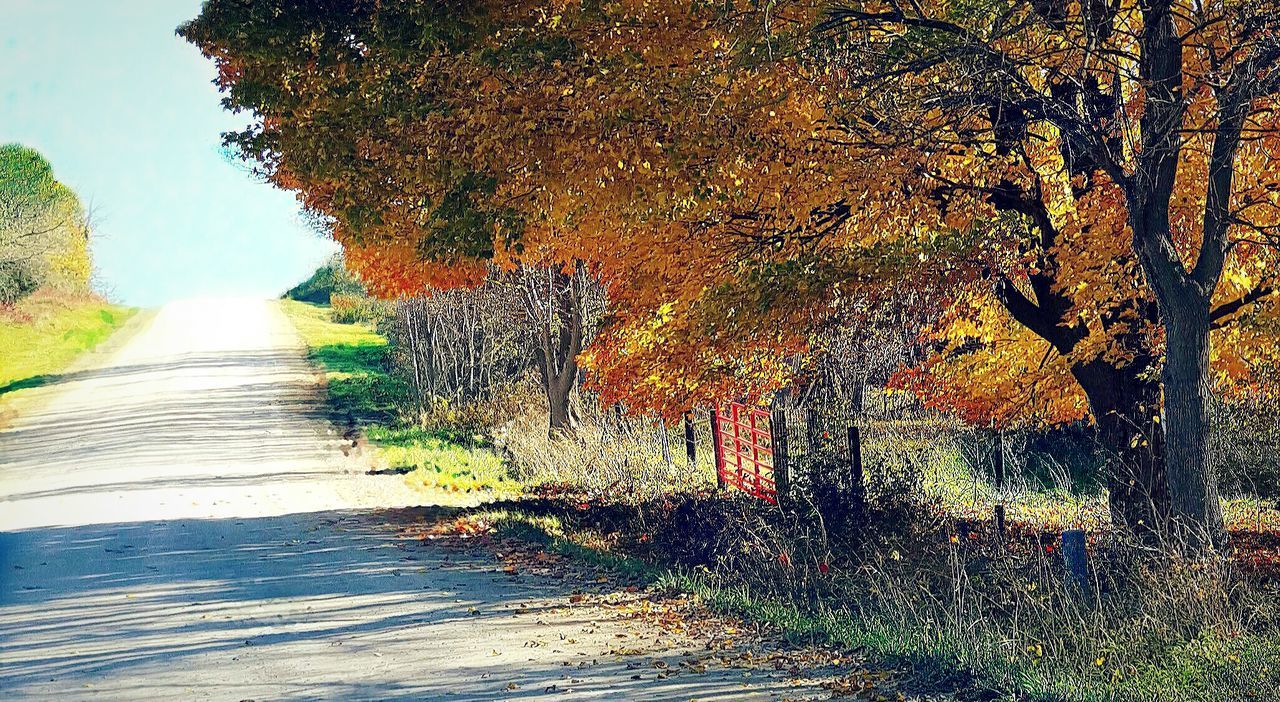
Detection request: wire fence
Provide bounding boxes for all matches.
[484,379,1115,534]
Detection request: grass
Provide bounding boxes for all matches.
[279,299,517,501]
[366,424,520,496]
[430,467,1280,702]
[279,299,404,421]
[0,291,135,399]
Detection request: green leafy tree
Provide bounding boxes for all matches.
[283,254,366,304]
[0,144,93,302]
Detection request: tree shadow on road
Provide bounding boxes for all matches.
[0,350,343,493]
[0,350,309,398]
[0,508,821,701]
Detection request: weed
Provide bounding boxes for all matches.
[494,403,718,499]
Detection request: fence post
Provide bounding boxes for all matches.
[993,430,1006,539]
[1061,529,1089,595]
[710,408,726,489]
[683,411,697,467]
[771,408,790,500]
[848,424,865,513]
[805,406,821,454]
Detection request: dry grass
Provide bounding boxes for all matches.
[493,402,718,499]
[429,417,1280,702]
[444,487,1280,701]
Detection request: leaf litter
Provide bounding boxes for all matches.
[401,513,950,701]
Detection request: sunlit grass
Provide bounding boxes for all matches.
[279,299,408,420]
[366,425,520,496]
[280,299,516,500]
[0,291,135,397]
[279,298,384,349]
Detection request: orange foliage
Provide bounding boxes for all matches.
[182,0,1280,427]
[340,239,487,299]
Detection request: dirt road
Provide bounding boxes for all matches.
[0,298,830,701]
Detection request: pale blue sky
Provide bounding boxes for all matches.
[0,0,338,306]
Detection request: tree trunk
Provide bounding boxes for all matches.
[1128,233,1227,549]
[1162,305,1224,547]
[996,273,1171,539]
[521,263,589,438]
[1071,357,1168,540]
[1127,201,1227,549]
[546,358,580,435]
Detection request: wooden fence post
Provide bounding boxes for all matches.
[683,411,697,467]
[772,408,790,500]
[710,408,726,489]
[805,406,821,455]
[993,431,1007,539]
[848,424,865,513]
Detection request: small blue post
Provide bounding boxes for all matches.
[1061,529,1089,594]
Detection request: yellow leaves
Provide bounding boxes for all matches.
[198,0,1280,437]
[917,289,1095,428]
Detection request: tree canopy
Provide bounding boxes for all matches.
[0,144,93,304]
[183,0,1280,543]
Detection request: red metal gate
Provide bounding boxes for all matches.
[712,403,778,503]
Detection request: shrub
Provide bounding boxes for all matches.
[387,288,533,407]
[330,292,387,325]
[0,260,39,305]
[2,145,96,302]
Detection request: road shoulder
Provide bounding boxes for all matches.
[0,307,156,429]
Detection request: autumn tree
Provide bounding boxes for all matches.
[180,0,600,433]
[181,0,1280,545]
[532,0,1280,545]
[782,0,1280,545]
[179,0,846,435]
